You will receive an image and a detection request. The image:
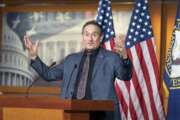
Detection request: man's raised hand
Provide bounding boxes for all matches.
[24,34,39,58]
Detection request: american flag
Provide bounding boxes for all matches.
[115,0,165,119]
[96,0,165,119]
[96,0,129,119]
[96,0,115,51]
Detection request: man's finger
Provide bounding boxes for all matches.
[26,35,33,47]
[35,40,39,48]
[24,35,30,49]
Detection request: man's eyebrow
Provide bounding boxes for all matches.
[93,32,101,34]
[83,31,100,34]
[83,30,89,33]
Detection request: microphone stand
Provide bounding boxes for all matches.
[25,76,40,98]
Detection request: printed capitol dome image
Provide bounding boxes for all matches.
[0,16,33,87]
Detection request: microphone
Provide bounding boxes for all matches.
[65,64,77,98]
[25,61,56,98]
[49,61,56,67]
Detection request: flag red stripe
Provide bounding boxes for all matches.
[146,40,160,85]
[110,38,115,51]
[102,42,106,49]
[146,39,165,117]
[129,96,137,120]
[115,82,129,119]
[128,49,149,120]
[135,43,159,119]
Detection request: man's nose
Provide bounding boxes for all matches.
[89,35,93,40]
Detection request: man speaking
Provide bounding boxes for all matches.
[24,20,132,120]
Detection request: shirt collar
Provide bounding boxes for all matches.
[84,47,100,56]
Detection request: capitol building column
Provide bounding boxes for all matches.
[1,72,5,86]
[7,72,10,86]
[13,73,17,86]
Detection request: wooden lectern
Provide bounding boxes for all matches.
[0,95,114,120]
